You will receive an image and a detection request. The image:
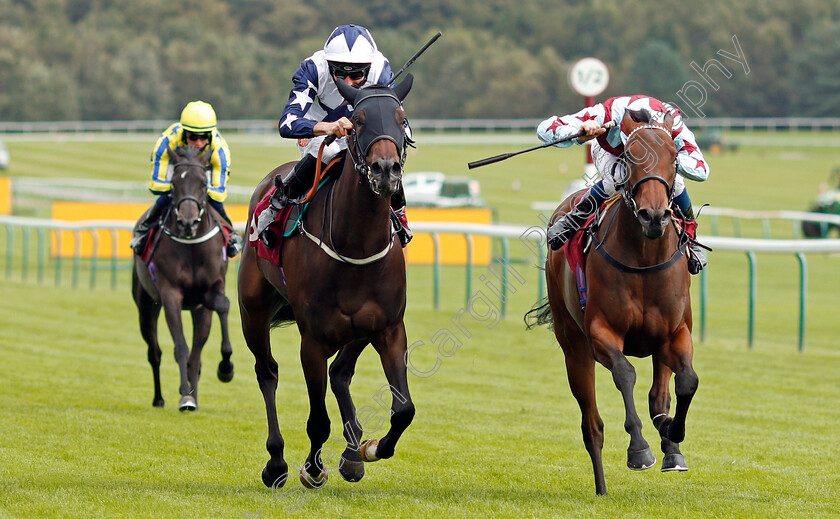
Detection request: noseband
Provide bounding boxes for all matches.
[621,125,677,217]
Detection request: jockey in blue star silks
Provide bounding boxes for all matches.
[257,24,414,249]
[130,100,243,258]
[537,95,710,274]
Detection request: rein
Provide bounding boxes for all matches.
[590,205,686,274]
[296,138,397,265]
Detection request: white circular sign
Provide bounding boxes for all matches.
[568,57,610,97]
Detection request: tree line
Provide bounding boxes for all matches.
[1,0,839,122]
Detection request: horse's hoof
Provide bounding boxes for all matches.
[338,458,365,482]
[262,460,289,489]
[627,448,656,470]
[661,453,688,472]
[178,395,197,412]
[299,465,328,489]
[359,439,380,462]
[217,361,234,383]
[152,398,165,408]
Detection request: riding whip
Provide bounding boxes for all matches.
[392,31,442,83]
[467,121,617,169]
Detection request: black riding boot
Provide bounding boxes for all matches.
[681,204,707,275]
[546,189,600,250]
[258,154,318,248]
[212,202,244,259]
[131,195,169,254]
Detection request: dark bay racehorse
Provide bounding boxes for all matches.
[528,111,698,495]
[238,75,415,489]
[132,145,234,411]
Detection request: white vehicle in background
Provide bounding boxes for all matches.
[0,140,9,170]
[402,171,485,208]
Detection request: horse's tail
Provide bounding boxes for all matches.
[524,296,553,329]
[270,305,296,329]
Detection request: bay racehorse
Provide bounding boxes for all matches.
[527,110,698,495]
[132,145,234,411]
[238,75,415,489]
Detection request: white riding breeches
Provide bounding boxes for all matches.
[298,135,348,163]
[591,141,685,197]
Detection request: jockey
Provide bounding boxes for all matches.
[130,100,243,258]
[537,95,709,274]
[257,24,413,249]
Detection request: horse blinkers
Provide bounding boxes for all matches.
[336,75,414,198]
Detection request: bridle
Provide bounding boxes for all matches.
[346,91,412,195]
[620,125,677,218]
[161,161,220,244]
[589,124,687,274]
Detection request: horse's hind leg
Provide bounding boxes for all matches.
[328,340,368,482]
[186,306,212,409]
[649,359,687,471]
[133,271,164,407]
[361,322,415,463]
[207,288,234,382]
[238,263,288,488]
[299,335,331,488]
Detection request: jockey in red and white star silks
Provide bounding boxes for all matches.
[537,95,710,273]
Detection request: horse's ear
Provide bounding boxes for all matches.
[393,73,413,102]
[335,77,358,105]
[662,112,675,132]
[199,145,213,165]
[620,111,639,135]
[166,145,180,162]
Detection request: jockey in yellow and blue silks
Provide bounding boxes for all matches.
[130,100,243,257]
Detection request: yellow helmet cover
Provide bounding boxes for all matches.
[180,101,217,132]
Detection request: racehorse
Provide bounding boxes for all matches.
[132,145,235,411]
[238,75,415,489]
[527,110,698,495]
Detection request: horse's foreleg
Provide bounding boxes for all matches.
[365,322,415,462]
[208,289,234,382]
[133,272,164,407]
[650,358,688,471]
[561,341,607,496]
[299,335,331,488]
[593,331,656,472]
[328,340,368,482]
[661,326,698,446]
[160,290,194,411]
[186,306,212,408]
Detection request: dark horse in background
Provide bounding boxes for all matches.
[528,111,698,495]
[238,75,415,489]
[132,145,234,411]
